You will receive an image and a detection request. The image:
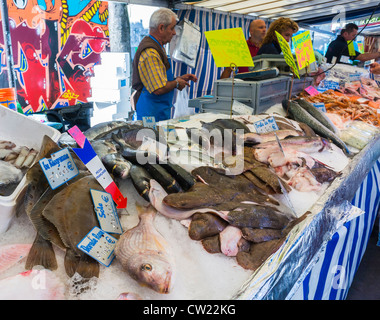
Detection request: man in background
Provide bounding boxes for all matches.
[132,8,197,122]
[220,19,267,78]
[325,23,380,64]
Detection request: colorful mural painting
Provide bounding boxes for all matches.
[0,0,109,114]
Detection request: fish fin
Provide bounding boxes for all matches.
[75,254,100,279]
[64,249,81,278]
[135,202,156,220]
[64,249,100,279]
[25,233,58,271]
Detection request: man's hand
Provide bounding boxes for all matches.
[370,62,380,74]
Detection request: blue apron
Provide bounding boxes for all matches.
[136,35,174,122]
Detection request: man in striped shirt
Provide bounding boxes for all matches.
[132,8,197,122]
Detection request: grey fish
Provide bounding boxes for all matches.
[244,129,302,144]
[227,204,290,229]
[282,100,350,154]
[206,119,251,133]
[296,98,339,134]
[84,121,143,141]
[115,203,175,294]
[91,139,132,179]
[188,213,228,241]
[129,165,153,201]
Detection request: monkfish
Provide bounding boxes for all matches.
[115,203,175,294]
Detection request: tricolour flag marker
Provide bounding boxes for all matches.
[68,125,127,209]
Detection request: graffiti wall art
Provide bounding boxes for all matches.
[0,0,109,113]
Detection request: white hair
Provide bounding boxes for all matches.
[149,8,177,30]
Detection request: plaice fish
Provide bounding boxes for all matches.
[115,203,175,294]
[0,244,32,273]
[40,175,101,279]
[0,269,65,300]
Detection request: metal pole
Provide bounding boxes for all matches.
[0,0,16,88]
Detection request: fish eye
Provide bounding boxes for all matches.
[141,263,152,271]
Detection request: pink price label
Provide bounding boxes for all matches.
[305,86,319,96]
[68,125,87,148]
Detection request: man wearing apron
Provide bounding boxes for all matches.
[132,8,197,122]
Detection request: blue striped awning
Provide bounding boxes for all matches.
[172,9,256,100]
[290,160,380,300]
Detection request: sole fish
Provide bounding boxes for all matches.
[244,129,302,144]
[115,203,175,294]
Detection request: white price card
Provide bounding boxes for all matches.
[39,148,79,190]
[142,116,156,129]
[77,227,117,267]
[90,189,123,235]
[254,116,280,133]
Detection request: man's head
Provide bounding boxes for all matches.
[149,8,178,45]
[340,23,359,41]
[249,19,267,43]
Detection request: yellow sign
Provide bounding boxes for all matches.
[347,41,356,56]
[275,31,300,79]
[204,28,254,68]
[292,31,316,70]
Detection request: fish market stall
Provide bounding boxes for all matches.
[0,74,380,300]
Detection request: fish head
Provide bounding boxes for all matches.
[126,252,173,294]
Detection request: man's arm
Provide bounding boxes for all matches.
[356,51,380,62]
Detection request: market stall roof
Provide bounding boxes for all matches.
[180,0,380,24]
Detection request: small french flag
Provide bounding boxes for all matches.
[68,125,127,209]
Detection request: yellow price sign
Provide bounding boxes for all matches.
[292,31,316,70]
[275,31,300,79]
[347,41,356,56]
[205,28,254,68]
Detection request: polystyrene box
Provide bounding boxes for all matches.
[0,105,61,234]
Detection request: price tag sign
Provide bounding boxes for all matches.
[347,41,356,57]
[142,116,157,130]
[77,226,117,267]
[254,116,280,133]
[292,31,316,70]
[205,28,254,68]
[305,85,320,96]
[312,102,327,113]
[39,148,79,190]
[275,31,300,79]
[91,189,123,235]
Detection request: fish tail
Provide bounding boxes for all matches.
[76,254,100,279]
[25,233,58,271]
[64,249,80,277]
[64,249,99,279]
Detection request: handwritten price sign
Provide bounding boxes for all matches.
[205,28,254,68]
[292,31,316,70]
[275,31,300,79]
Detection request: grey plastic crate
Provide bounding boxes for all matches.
[289,76,314,96]
[214,80,256,100]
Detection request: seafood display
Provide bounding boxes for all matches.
[0,71,379,300]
